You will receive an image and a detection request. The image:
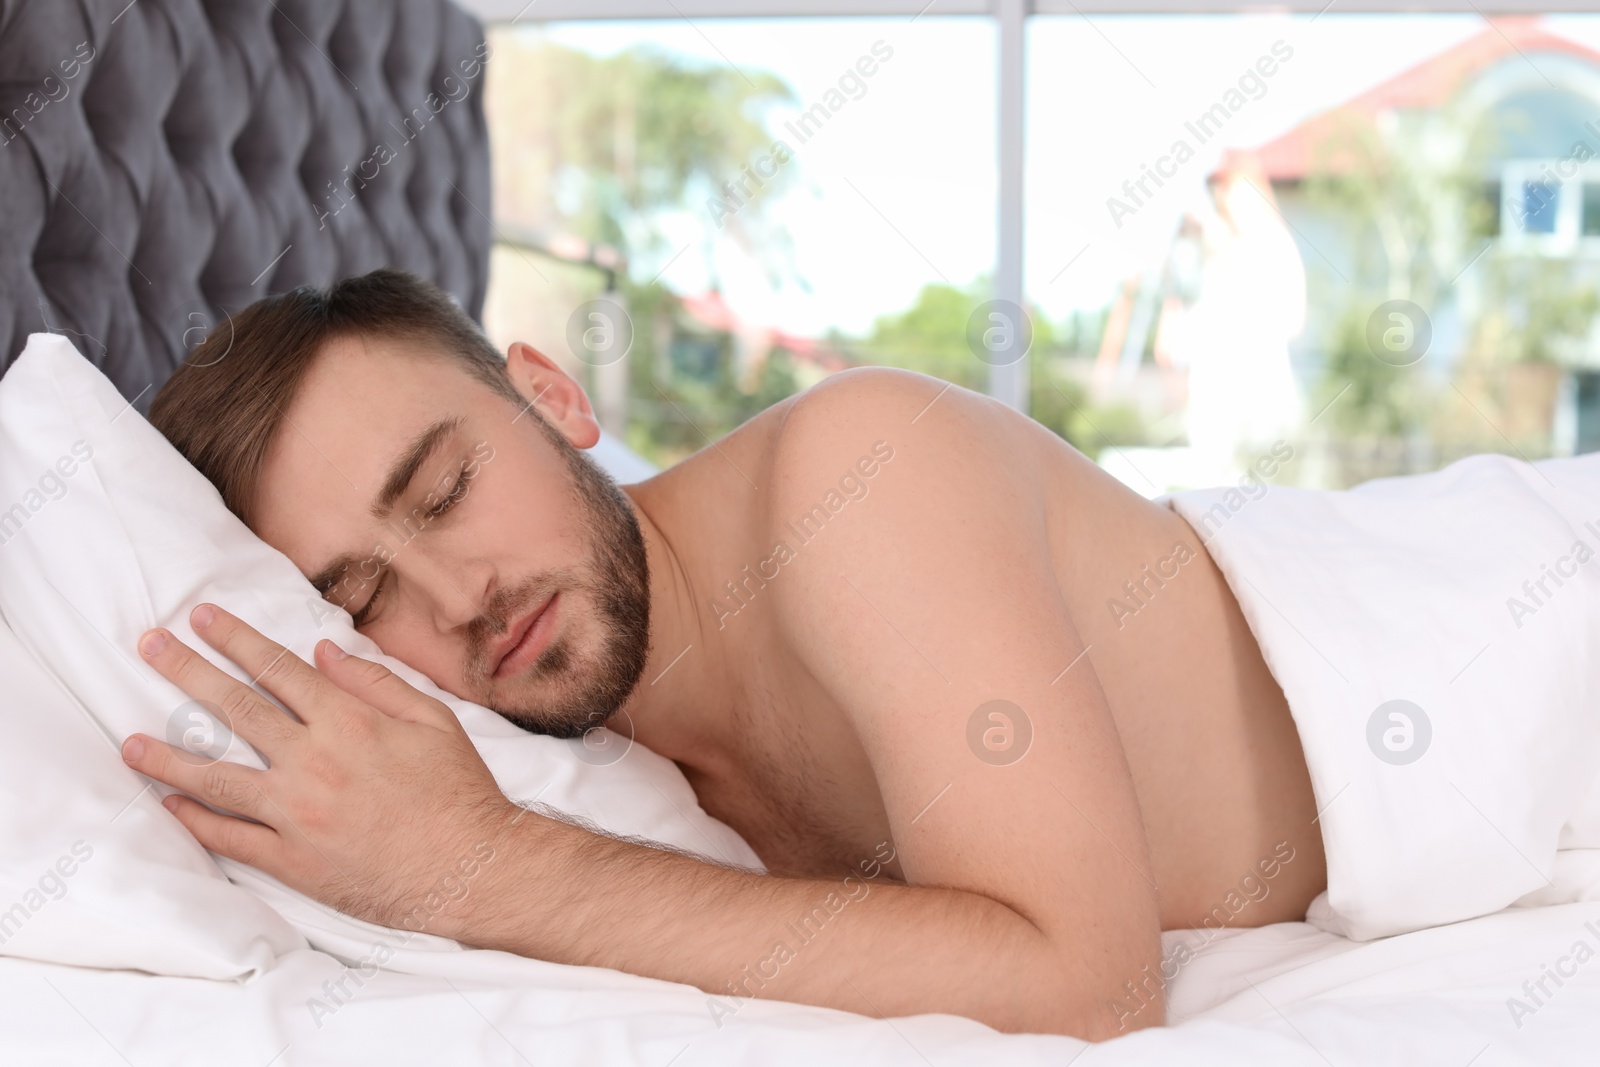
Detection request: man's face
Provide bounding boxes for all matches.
[251,334,650,738]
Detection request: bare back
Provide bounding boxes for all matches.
[629,370,1327,932]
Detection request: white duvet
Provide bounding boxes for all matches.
[1,334,1599,1063]
[1168,454,1600,942]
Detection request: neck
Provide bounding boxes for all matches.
[612,483,740,780]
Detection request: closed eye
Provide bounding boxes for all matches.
[428,468,470,519]
[349,570,388,628]
[350,466,468,626]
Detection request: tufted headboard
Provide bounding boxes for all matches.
[0,0,493,411]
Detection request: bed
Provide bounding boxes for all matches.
[1,1,1598,1064]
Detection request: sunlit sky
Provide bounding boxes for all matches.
[515,13,1600,338]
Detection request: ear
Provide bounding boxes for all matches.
[504,341,601,449]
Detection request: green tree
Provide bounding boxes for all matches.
[857,279,1146,457]
[490,32,810,465]
[1298,102,1492,461]
[489,33,797,263]
[858,281,985,387]
[1472,256,1600,366]
[1299,95,1600,475]
[856,279,1058,390]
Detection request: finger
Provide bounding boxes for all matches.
[161,793,279,868]
[122,734,271,823]
[184,604,327,715]
[185,603,348,726]
[138,626,305,758]
[315,640,457,729]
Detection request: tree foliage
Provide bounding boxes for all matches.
[489,32,797,257]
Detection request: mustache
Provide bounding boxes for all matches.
[465,574,564,682]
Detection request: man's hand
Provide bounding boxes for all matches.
[121,603,516,936]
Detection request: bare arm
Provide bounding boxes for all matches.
[465,810,1147,1035]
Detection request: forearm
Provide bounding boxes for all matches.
[447,807,1154,1038]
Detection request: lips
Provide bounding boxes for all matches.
[490,592,557,680]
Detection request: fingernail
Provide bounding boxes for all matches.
[191,604,216,629]
[161,795,180,812]
[139,630,167,657]
[323,640,347,661]
[122,736,145,763]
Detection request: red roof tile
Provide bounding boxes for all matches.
[1220,16,1600,181]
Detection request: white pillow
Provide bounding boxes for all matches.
[0,333,758,970]
[0,617,303,977]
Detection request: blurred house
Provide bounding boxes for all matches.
[1223,14,1600,460]
[1098,15,1600,496]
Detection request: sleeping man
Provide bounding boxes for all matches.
[120,269,1329,1040]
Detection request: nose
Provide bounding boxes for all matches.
[404,549,496,633]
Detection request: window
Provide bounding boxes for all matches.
[1523,178,1561,232]
[481,17,995,467]
[1501,161,1582,245]
[1026,12,1600,489]
[469,3,1600,488]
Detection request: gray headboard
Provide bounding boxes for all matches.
[0,0,493,411]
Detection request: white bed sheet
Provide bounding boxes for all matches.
[2,900,1595,1065]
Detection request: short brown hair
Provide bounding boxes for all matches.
[151,269,521,527]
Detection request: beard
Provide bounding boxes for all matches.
[463,425,651,738]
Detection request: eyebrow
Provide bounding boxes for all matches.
[305,415,464,596]
[370,416,464,520]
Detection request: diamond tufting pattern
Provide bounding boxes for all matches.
[0,0,493,410]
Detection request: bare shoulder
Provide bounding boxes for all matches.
[754,367,1066,646]
[772,365,1006,440]
[763,366,1047,503]
[774,364,949,426]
